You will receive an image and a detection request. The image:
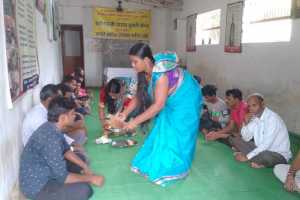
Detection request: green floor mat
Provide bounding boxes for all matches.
[84,88,300,200]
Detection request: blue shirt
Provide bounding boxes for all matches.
[19,122,70,199]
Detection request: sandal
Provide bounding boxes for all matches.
[126,131,137,137]
[95,136,112,144]
[111,139,137,148]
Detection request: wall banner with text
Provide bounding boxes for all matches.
[92,7,151,40]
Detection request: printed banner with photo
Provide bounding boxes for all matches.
[224,1,244,53]
[3,0,39,102]
[92,7,151,40]
[186,14,197,52]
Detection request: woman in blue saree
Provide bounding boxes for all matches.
[120,43,202,186]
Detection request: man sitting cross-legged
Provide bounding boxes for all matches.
[22,84,61,145]
[20,97,104,200]
[200,84,230,137]
[57,83,88,145]
[206,88,248,146]
[22,84,86,159]
[232,93,292,168]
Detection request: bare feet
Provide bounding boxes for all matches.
[89,175,105,187]
[250,162,265,169]
[235,152,248,162]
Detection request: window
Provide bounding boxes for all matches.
[242,0,292,43]
[196,9,221,45]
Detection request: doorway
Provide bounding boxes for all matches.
[61,25,84,77]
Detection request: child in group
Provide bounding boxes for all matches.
[73,67,85,86]
[75,78,88,98]
[96,77,137,144]
[57,80,88,145]
[200,85,230,136]
[232,93,292,169]
[74,78,90,115]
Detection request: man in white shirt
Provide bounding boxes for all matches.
[22,84,74,146]
[232,93,292,168]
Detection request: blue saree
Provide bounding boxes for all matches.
[131,66,202,186]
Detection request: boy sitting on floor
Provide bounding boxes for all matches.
[57,83,88,145]
[206,88,248,146]
[200,85,230,136]
[232,93,292,168]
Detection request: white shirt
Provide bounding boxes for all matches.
[22,103,74,146]
[241,107,292,161]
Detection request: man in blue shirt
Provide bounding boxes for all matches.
[20,97,104,200]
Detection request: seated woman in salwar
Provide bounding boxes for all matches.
[96,77,137,144]
[117,43,203,186]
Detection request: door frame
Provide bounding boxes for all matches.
[60,24,85,76]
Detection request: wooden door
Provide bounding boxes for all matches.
[61,25,84,76]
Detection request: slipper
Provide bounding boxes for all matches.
[125,131,137,137]
[95,136,112,144]
[111,139,137,148]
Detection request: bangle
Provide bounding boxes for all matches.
[70,146,74,152]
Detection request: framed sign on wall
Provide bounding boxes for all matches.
[186,14,197,52]
[224,1,244,53]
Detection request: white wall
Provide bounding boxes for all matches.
[168,0,300,134]
[58,0,170,87]
[0,7,63,200]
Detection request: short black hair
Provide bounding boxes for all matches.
[105,79,121,114]
[74,67,83,76]
[47,96,76,122]
[226,88,243,101]
[56,83,73,96]
[202,84,217,96]
[40,84,58,101]
[63,75,75,83]
[75,77,83,84]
